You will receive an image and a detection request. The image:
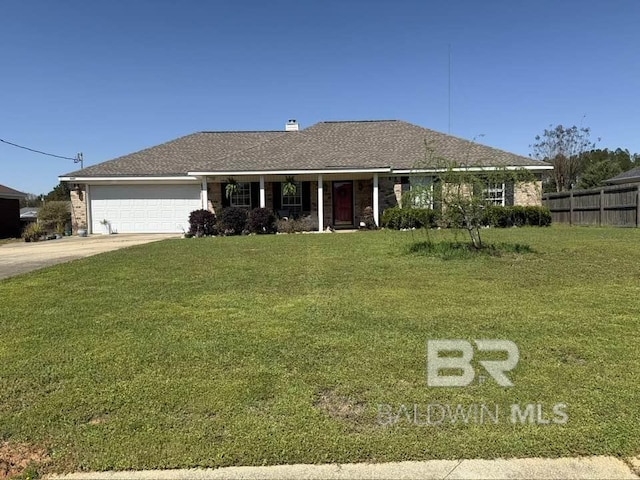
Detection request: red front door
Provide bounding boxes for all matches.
[333,181,353,226]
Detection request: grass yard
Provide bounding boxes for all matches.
[0,226,639,474]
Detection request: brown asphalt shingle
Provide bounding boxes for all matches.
[0,184,27,198]
[63,131,284,177]
[605,166,640,184]
[63,120,548,177]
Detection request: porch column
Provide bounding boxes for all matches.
[317,174,324,232]
[373,173,379,226]
[259,175,265,208]
[201,176,208,210]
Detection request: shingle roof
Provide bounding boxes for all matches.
[191,120,547,172]
[0,184,27,198]
[63,120,549,177]
[605,166,640,185]
[62,131,284,177]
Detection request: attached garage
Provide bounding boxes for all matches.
[89,184,201,234]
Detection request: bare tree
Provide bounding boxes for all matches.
[530,125,597,192]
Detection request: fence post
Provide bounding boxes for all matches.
[636,186,640,228]
[569,191,574,226]
[599,189,604,226]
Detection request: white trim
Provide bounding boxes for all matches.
[86,184,92,234]
[189,168,392,176]
[317,174,324,232]
[59,176,200,183]
[0,193,26,199]
[392,165,553,174]
[201,177,208,210]
[373,173,379,226]
[259,176,265,208]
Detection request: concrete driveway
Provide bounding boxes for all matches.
[0,234,178,280]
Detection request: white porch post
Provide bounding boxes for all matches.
[259,175,265,208]
[373,173,379,227]
[317,174,324,232]
[86,184,92,234]
[201,176,208,210]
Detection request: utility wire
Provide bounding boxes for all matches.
[0,138,77,161]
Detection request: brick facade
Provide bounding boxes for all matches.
[514,181,542,206]
[70,187,87,234]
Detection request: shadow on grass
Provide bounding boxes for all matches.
[406,240,535,260]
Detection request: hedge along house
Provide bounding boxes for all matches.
[59,120,552,234]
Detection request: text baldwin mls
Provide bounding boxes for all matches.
[377,402,568,426]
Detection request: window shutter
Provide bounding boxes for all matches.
[401,176,410,193]
[250,182,260,209]
[302,181,311,211]
[221,183,230,207]
[505,182,515,206]
[273,182,282,210]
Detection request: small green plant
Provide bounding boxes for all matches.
[21,223,44,242]
[225,178,238,199]
[282,176,297,197]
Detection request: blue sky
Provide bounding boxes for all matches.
[1,0,638,194]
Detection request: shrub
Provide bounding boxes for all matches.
[22,223,44,242]
[482,206,552,228]
[247,208,276,234]
[38,201,71,234]
[221,207,248,235]
[524,206,552,226]
[276,216,315,233]
[381,207,439,229]
[360,206,378,230]
[483,206,512,228]
[188,209,217,236]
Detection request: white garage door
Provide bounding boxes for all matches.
[90,184,201,234]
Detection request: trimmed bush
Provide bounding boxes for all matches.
[276,216,315,233]
[221,207,248,235]
[482,206,551,228]
[381,207,439,230]
[38,201,71,234]
[247,208,276,234]
[188,209,217,236]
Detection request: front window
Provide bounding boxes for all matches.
[410,177,433,208]
[281,181,302,216]
[230,182,251,208]
[484,182,505,206]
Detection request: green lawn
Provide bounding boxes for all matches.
[0,227,639,473]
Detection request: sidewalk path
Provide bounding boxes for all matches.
[49,455,639,479]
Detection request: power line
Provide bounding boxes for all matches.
[0,138,77,161]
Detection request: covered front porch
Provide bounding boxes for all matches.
[194,171,389,232]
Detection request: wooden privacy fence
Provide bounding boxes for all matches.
[543,184,640,227]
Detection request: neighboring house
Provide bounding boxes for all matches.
[0,184,27,238]
[604,166,640,186]
[59,120,552,234]
[20,207,39,225]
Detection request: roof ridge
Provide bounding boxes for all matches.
[198,130,284,134]
[321,119,398,124]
